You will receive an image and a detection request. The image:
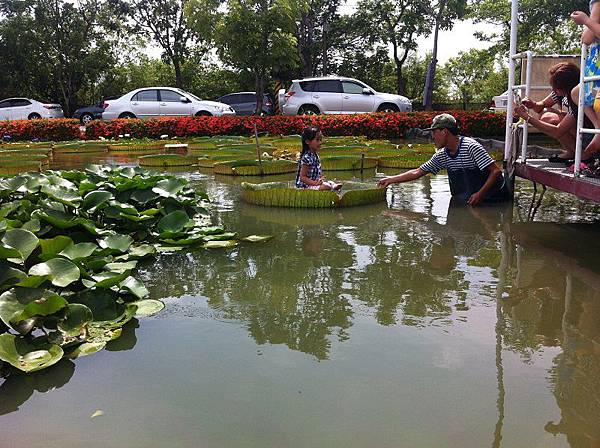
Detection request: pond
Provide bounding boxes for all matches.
[1,152,600,448]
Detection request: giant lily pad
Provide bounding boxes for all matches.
[0,334,64,373]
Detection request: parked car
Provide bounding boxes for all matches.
[102,87,236,120]
[0,98,63,120]
[490,90,508,113]
[73,103,104,125]
[216,92,274,115]
[281,76,412,115]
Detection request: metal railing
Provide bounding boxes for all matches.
[575,44,600,177]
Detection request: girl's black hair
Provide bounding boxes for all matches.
[301,126,321,155]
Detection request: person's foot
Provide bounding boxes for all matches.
[548,154,573,164]
[333,183,343,192]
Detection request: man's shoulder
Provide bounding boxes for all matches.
[461,136,485,150]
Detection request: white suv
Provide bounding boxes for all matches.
[281,76,412,115]
[102,87,235,120]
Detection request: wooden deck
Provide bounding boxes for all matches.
[514,159,600,203]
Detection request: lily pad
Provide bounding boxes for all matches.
[157,210,191,233]
[203,240,238,249]
[58,304,93,337]
[120,276,149,299]
[1,228,39,263]
[81,190,112,212]
[0,333,64,373]
[240,235,274,243]
[68,342,106,359]
[0,288,65,331]
[59,242,98,260]
[29,258,81,287]
[132,299,164,317]
[98,234,133,253]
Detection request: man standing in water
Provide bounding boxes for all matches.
[378,114,507,205]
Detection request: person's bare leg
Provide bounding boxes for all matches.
[540,111,575,157]
[572,85,600,159]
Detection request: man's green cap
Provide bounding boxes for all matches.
[422,113,458,131]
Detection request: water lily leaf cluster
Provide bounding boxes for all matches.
[0,165,243,374]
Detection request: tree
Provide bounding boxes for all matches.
[422,0,467,110]
[354,0,432,96]
[125,0,217,89]
[443,48,507,109]
[470,0,587,53]
[0,0,124,115]
[188,0,301,114]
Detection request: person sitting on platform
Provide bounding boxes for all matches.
[378,113,509,206]
[571,1,600,163]
[515,62,593,163]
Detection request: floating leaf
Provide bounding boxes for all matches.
[98,234,133,253]
[157,210,191,233]
[105,261,137,273]
[29,258,80,287]
[91,271,130,288]
[0,333,63,373]
[1,228,39,263]
[203,240,238,249]
[241,235,274,243]
[120,276,149,299]
[41,184,81,207]
[132,299,164,317]
[58,303,93,337]
[152,178,187,197]
[0,288,65,330]
[69,343,106,359]
[81,190,112,212]
[59,242,97,260]
[39,235,74,259]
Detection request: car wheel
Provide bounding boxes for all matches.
[195,111,212,117]
[118,112,136,119]
[81,113,94,125]
[298,105,320,115]
[377,103,399,113]
[28,113,42,120]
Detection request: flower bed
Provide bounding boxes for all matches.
[0,119,81,141]
[0,112,506,142]
[86,111,505,140]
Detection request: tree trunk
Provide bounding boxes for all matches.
[423,0,447,110]
[255,71,264,116]
[173,57,184,89]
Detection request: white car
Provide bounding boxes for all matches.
[102,87,236,120]
[0,98,63,120]
[281,76,412,115]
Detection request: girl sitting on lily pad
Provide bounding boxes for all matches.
[295,126,342,191]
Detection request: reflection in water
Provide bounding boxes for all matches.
[3,154,600,447]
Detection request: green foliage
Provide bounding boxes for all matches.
[0,165,267,375]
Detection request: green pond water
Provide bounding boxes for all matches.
[2,152,600,448]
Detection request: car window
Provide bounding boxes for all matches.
[160,89,183,102]
[342,81,365,94]
[11,99,32,107]
[315,80,342,93]
[0,100,10,108]
[132,90,158,102]
[299,81,316,92]
[219,95,233,105]
[241,94,256,103]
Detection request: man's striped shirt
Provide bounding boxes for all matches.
[419,137,494,175]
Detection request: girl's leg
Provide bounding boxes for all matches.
[572,84,600,158]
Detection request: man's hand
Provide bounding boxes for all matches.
[378,177,393,188]
[571,11,590,26]
[467,191,485,206]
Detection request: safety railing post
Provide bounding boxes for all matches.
[520,51,533,162]
[504,0,519,163]
[575,44,587,177]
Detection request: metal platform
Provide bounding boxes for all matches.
[514,159,600,203]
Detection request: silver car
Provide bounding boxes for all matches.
[102,87,236,120]
[0,98,63,120]
[281,76,412,115]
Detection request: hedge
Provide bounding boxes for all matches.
[1,112,506,142]
[0,119,81,141]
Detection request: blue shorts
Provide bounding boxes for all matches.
[584,42,600,106]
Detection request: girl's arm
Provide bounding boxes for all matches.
[572,7,600,43]
[299,164,322,186]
